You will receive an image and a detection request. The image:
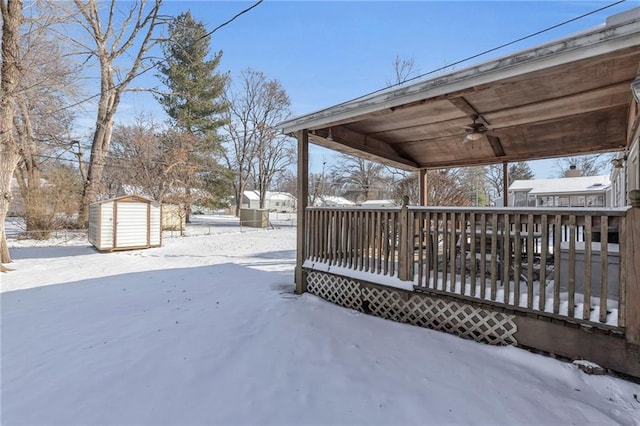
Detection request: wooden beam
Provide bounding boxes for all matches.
[295,129,309,294]
[487,135,506,157]
[309,126,419,170]
[448,96,479,117]
[419,169,428,206]
[450,96,507,157]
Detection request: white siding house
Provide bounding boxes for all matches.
[88,195,161,252]
[508,175,612,208]
[241,191,296,212]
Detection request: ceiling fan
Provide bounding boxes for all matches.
[462,114,497,143]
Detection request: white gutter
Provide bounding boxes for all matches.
[280,7,640,134]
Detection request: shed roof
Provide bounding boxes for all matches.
[508,175,611,195]
[279,7,640,171]
[93,195,156,204]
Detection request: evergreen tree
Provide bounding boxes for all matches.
[508,161,534,184]
[156,11,228,137]
[155,11,229,220]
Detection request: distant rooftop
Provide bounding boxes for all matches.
[508,175,611,195]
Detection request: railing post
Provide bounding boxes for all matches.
[295,130,309,294]
[398,196,411,281]
[625,190,640,344]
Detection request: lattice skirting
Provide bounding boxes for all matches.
[306,271,517,346]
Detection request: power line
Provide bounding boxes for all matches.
[197,0,263,43]
[307,0,628,114]
[45,0,265,117]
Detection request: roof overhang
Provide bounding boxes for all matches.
[280,7,640,171]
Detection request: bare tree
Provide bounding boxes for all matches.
[0,0,23,270]
[389,168,470,206]
[329,155,389,203]
[486,162,535,202]
[386,55,419,87]
[553,154,612,177]
[249,76,292,208]
[108,115,176,201]
[71,0,162,226]
[223,69,292,214]
[13,2,80,238]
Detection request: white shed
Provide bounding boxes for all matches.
[88,195,161,252]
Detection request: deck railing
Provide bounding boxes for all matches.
[304,206,629,329]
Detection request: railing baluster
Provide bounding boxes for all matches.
[503,213,511,305]
[513,213,522,307]
[460,212,467,295]
[434,213,441,290]
[390,211,396,277]
[480,213,487,300]
[527,213,534,309]
[442,213,449,291]
[416,211,424,286]
[553,214,562,315]
[539,214,548,312]
[490,213,498,301]
[584,215,592,321]
[568,215,576,319]
[450,212,457,293]
[599,217,609,323]
[470,213,477,297]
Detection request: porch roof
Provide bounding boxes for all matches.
[279,8,640,171]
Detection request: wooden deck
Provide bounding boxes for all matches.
[303,206,629,330]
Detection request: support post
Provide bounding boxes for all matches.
[419,168,428,206]
[625,190,640,344]
[398,196,411,281]
[295,130,309,294]
[502,161,509,207]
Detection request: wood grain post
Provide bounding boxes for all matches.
[398,196,410,281]
[295,130,309,294]
[502,162,509,207]
[625,190,640,344]
[419,169,428,206]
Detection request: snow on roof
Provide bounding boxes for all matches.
[268,192,296,201]
[316,196,355,206]
[243,190,260,200]
[360,199,397,206]
[508,175,611,195]
[243,191,295,201]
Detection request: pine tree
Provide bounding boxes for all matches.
[156,11,228,137]
[155,11,229,220]
[508,161,534,184]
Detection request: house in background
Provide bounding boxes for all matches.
[241,191,296,212]
[508,174,612,208]
[313,195,355,207]
[611,141,640,207]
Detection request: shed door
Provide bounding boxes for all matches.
[115,202,149,248]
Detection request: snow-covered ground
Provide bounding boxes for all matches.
[2,216,639,425]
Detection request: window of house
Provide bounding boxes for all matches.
[587,195,605,207]
[570,195,585,207]
[513,191,528,207]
